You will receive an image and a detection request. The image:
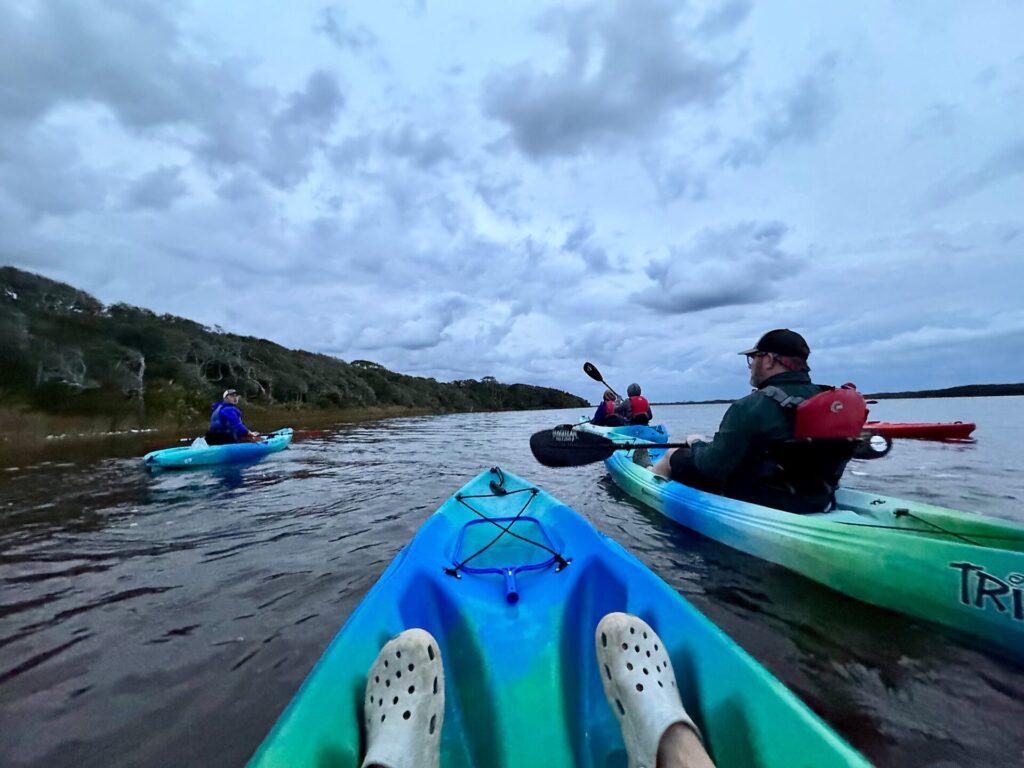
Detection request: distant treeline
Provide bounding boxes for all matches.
[0,267,587,426]
[865,383,1024,399]
[660,382,1024,406]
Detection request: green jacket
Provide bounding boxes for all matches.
[690,371,828,507]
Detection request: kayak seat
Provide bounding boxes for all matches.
[758,438,858,511]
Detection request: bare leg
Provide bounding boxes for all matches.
[658,722,715,768]
[653,447,677,479]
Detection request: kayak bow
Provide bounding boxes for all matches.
[250,468,868,767]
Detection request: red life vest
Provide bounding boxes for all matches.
[628,395,650,416]
[762,383,868,439]
[602,400,617,417]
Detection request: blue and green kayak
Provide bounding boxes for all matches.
[605,446,1024,661]
[142,428,293,469]
[249,467,868,767]
[575,416,669,444]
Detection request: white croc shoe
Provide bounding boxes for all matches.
[361,628,445,768]
[596,612,700,768]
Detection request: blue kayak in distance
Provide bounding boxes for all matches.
[575,416,669,443]
[249,467,868,768]
[142,428,293,469]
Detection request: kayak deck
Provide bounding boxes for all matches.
[605,447,1024,661]
[250,468,868,767]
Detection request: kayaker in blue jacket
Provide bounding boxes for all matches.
[206,389,259,445]
[591,390,623,426]
[651,329,854,513]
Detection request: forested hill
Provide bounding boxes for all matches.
[0,267,587,423]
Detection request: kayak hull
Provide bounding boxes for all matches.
[575,416,669,443]
[605,447,1024,661]
[250,468,868,768]
[864,421,975,440]
[142,428,293,468]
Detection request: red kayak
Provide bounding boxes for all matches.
[864,421,975,440]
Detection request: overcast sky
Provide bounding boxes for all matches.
[2,0,1022,402]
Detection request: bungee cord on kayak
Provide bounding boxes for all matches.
[446,469,570,598]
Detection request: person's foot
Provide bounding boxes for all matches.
[595,613,703,768]
[632,447,653,468]
[361,628,445,768]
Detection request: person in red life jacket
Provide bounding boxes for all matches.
[649,329,866,513]
[206,389,261,445]
[621,382,653,425]
[591,390,623,426]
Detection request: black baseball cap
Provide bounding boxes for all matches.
[738,329,810,359]
[222,389,239,399]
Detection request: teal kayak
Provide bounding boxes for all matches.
[575,416,669,443]
[142,428,293,469]
[605,446,1024,661]
[250,468,868,767]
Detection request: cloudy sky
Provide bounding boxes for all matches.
[2,0,1022,402]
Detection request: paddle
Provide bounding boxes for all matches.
[529,426,892,468]
[583,362,621,401]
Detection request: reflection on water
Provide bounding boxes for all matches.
[2,399,1023,767]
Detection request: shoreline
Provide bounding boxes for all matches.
[0,404,571,467]
[0,404,448,444]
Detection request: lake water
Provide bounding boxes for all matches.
[1,397,1022,767]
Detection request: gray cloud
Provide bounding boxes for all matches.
[721,54,840,168]
[926,140,1024,208]
[642,154,708,204]
[907,102,960,143]
[315,6,378,52]
[0,3,345,193]
[635,221,801,314]
[697,0,753,38]
[381,124,456,169]
[482,0,743,158]
[0,129,109,218]
[0,2,244,131]
[123,165,188,210]
[562,220,612,271]
[473,176,523,220]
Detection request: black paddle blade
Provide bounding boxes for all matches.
[583,362,604,382]
[529,427,620,467]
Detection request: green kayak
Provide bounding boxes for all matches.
[250,468,868,767]
[605,447,1024,662]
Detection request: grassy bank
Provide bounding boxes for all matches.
[0,403,491,469]
[0,403,474,445]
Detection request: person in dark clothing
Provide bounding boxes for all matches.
[620,382,653,425]
[591,390,622,426]
[652,329,849,513]
[206,389,260,445]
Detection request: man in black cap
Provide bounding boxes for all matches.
[651,329,843,512]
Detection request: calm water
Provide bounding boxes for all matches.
[1,398,1023,767]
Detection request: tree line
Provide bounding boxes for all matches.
[0,267,587,425]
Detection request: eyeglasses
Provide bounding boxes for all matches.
[746,352,769,368]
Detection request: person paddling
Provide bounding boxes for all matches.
[206,389,260,445]
[592,390,622,426]
[620,382,653,425]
